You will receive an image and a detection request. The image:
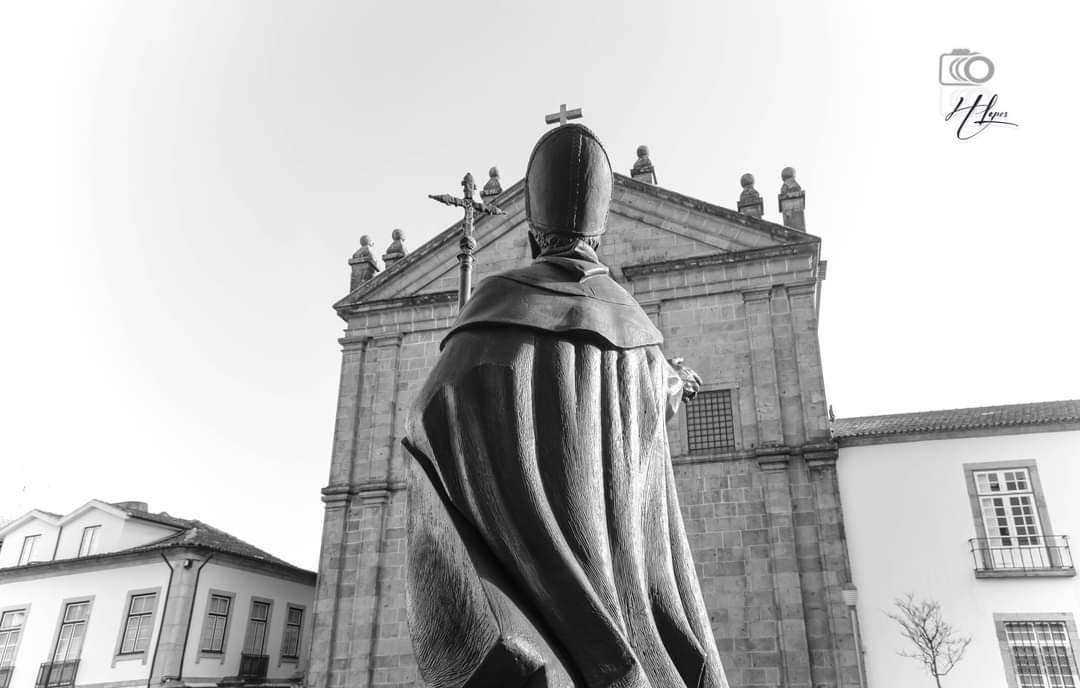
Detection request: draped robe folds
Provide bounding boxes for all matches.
[403,249,728,688]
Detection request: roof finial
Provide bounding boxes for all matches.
[348,235,380,290]
[737,173,763,218]
[778,166,806,230]
[631,145,657,185]
[382,229,407,268]
[481,166,503,200]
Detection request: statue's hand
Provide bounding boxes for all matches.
[668,357,703,402]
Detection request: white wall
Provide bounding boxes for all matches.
[838,429,1080,688]
[53,509,174,561]
[0,560,168,688]
[181,561,314,682]
[1,505,178,567]
[0,519,59,568]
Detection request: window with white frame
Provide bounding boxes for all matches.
[280,606,303,660]
[76,526,100,557]
[17,535,40,566]
[54,602,90,663]
[118,594,156,655]
[200,594,231,654]
[976,468,1043,547]
[243,601,271,656]
[0,609,26,666]
[1003,621,1078,688]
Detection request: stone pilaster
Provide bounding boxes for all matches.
[150,550,211,688]
[309,336,369,688]
[769,287,808,447]
[757,450,813,688]
[788,281,830,442]
[744,289,783,447]
[807,449,863,688]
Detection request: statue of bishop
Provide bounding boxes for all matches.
[403,124,729,688]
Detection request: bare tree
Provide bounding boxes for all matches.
[887,594,972,688]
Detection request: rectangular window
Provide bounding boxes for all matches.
[200,595,231,654]
[280,606,303,660]
[1004,621,1078,688]
[686,389,737,454]
[964,462,1069,574]
[76,527,100,557]
[976,468,1043,547]
[243,601,271,655]
[0,609,26,666]
[118,594,156,655]
[17,536,40,566]
[53,602,90,663]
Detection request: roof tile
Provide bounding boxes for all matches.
[832,399,1080,440]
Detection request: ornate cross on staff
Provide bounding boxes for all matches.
[429,173,504,309]
[544,103,583,126]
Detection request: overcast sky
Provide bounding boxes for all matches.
[1,1,1076,569]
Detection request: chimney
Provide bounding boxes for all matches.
[778,166,806,230]
[382,229,407,268]
[631,145,657,184]
[737,173,764,218]
[114,501,148,512]
[348,236,380,290]
[481,166,503,201]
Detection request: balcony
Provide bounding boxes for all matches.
[35,660,79,688]
[0,666,13,688]
[238,653,269,681]
[969,535,1076,578]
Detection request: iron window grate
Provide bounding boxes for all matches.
[686,389,736,453]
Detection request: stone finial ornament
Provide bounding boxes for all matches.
[737,172,764,218]
[630,145,657,185]
[481,166,503,201]
[348,235,380,290]
[462,172,477,198]
[383,229,408,267]
[778,166,806,231]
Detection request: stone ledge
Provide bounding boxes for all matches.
[974,567,1076,579]
[622,241,819,280]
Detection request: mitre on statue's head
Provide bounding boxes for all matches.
[524,123,613,238]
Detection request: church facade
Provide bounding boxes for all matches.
[309,153,863,688]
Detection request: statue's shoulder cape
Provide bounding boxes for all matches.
[442,258,663,350]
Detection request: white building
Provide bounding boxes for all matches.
[0,500,316,688]
[835,400,1080,688]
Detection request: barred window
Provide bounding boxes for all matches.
[1005,621,1078,688]
[686,389,736,453]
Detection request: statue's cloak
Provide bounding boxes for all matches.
[403,249,727,688]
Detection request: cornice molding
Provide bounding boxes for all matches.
[621,241,819,280]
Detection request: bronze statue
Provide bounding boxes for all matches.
[404,124,728,688]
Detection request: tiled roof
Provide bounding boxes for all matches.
[832,399,1080,440]
[145,520,300,570]
[3,505,312,577]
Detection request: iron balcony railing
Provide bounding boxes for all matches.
[0,666,13,688]
[35,660,79,688]
[238,653,269,681]
[969,535,1074,574]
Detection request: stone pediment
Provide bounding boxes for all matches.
[335,174,817,316]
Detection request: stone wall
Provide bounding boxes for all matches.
[309,182,859,688]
